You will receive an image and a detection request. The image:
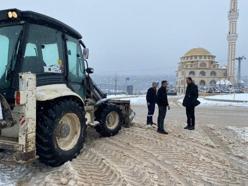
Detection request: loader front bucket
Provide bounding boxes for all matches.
[108,99,135,127]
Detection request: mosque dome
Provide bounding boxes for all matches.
[184,48,213,57]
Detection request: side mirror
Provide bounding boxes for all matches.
[86,67,94,74]
[83,48,89,59]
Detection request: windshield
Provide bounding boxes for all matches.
[0,25,22,89]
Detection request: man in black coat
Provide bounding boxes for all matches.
[183,77,199,130]
[156,80,170,134]
[146,82,158,126]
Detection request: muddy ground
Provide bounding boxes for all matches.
[0,97,247,186]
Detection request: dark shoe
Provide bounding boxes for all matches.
[188,126,195,130]
[184,125,189,129]
[157,130,168,135]
[152,123,157,126]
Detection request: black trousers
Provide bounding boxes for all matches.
[157,106,167,131]
[147,103,155,124]
[186,107,195,127]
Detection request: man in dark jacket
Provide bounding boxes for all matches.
[146,82,158,126]
[183,77,199,130]
[156,80,170,134]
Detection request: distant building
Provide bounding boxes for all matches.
[126,85,134,95]
[176,48,227,94]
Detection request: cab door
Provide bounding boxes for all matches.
[66,36,86,98]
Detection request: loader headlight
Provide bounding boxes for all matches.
[8,11,18,19]
[7,11,13,18]
[12,11,18,18]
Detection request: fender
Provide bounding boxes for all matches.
[36,84,84,104]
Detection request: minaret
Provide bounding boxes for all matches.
[227,0,239,84]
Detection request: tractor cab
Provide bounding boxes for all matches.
[0,9,89,101]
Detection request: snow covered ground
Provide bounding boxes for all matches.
[227,126,248,143]
[205,93,248,102]
[0,96,247,185]
[108,93,248,107]
[177,93,248,107]
[108,94,182,105]
[198,97,248,107]
[107,94,147,105]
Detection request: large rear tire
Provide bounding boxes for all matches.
[36,99,86,167]
[95,105,123,137]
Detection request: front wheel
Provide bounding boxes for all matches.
[36,99,86,167]
[95,105,123,137]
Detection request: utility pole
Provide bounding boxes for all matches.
[114,75,118,95]
[125,77,130,94]
[235,56,246,88]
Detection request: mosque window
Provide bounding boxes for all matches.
[200,71,206,76]
[199,80,206,86]
[210,80,216,85]
[210,71,216,76]
[189,71,195,76]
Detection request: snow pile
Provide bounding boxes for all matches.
[198,98,248,107]
[206,94,248,102]
[227,127,248,143]
[107,95,146,105]
[108,95,182,106]
[128,96,147,105]
[178,94,248,107]
[107,94,131,99]
[216,80,232,86]
[111,95,147,105]
[0,163,33,186]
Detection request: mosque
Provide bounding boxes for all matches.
[176,0,239,93]
[176,48,227,94]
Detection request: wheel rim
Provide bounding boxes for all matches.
[105,111,120,130]
[55,113,81,151]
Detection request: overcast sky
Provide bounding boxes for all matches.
[2,0,248,76]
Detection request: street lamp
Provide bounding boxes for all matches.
[235,56,246,88]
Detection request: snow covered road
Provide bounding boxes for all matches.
[0,96,247,185]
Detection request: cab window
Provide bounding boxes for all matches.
[0,25,22,88]
[22,24,64,74]
[66,37,85,82]
[41,43,60,67]
[24,43,38,57]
